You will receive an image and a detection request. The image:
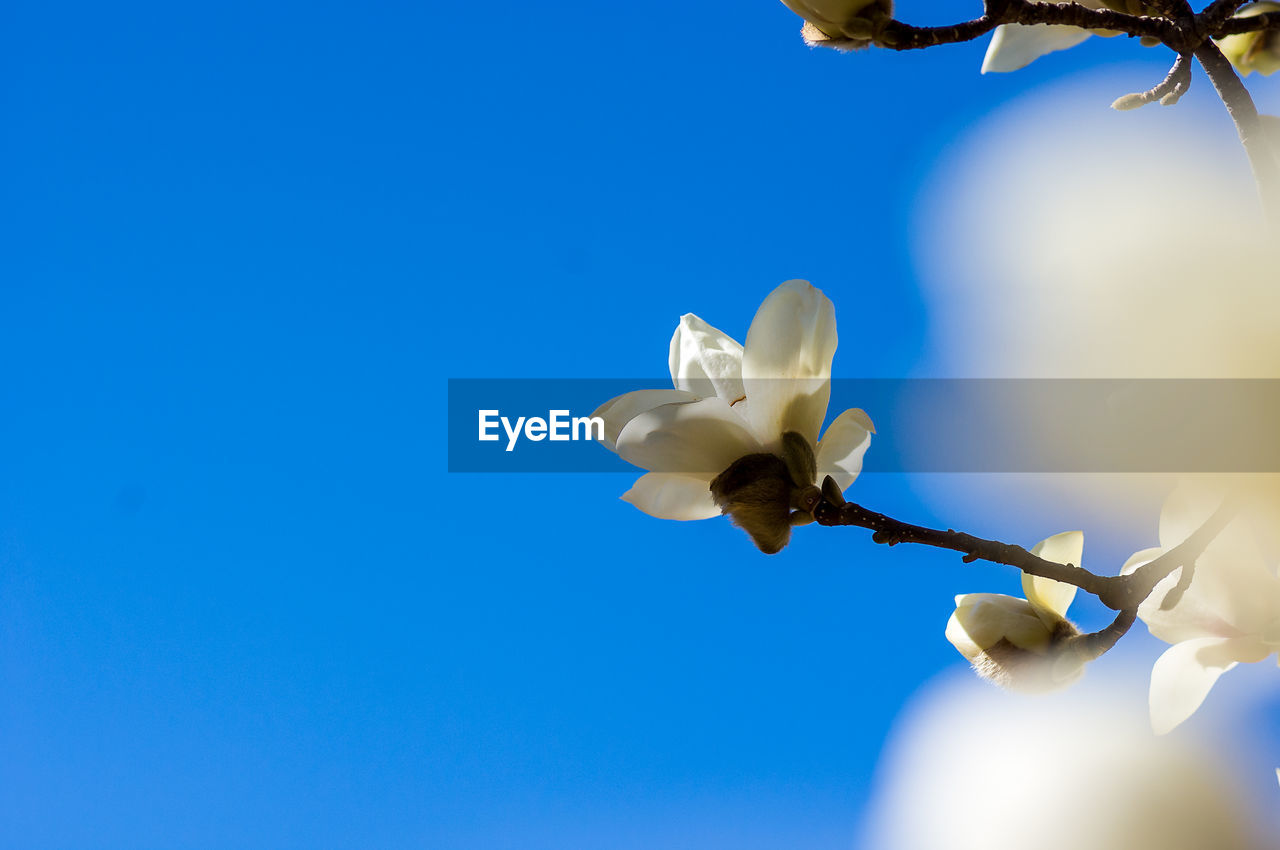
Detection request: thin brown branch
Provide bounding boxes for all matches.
[871,0,1280,51]
[1120,496,1236,608]
[1194,42,1280,227]
[1112,52,1193,109]
[1214,10,1280,36]
[812,476,1234,614]
[812,481,1116,600]
[1200,0,1254,33]
[1070,607,1139,661]
[876,0,1183,51]
[1159,555,1198,609]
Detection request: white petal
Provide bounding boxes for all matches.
[944,611,984,662]
[740,280,837,449]
[1120,547,1164,576]
[1135,567,1242,646]
[593,389,699,452]
[981,23,1092,74]
[1157,481,1226,550]
[1148,637,1257,735]
[620,472,719,520]
[1191,523,1280,632]
[1023,531,1082,623]
[1133,513,1280,642]
[779,0,879,32]
[815,408,874,492]
[949,593,1051,653]
[1131,540,1259,647]
[1122,546,1228,645]
[615,397,764,476]
[668,314,745,402]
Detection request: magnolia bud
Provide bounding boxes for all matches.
[945,531,1088,693]
[1216,2,1280,77]
[779,0,893,49]
[1110,92,1149,111]
[946,593,1084,692]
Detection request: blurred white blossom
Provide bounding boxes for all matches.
[1123,481,1280,734]
[1217,2,1280,77]
[946,531,1087,692]
[594,280,872,553]
[864,676,1270,850]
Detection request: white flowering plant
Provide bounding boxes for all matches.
[581,0,1280,820]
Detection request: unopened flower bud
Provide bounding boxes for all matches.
[1110,92,1149,111]
[945,531,1088,693]
[946,593,1083,692]
[779,0,893,50]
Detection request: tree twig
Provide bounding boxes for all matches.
[1200,0,1254,34]
[1112,52,1193,109]
[876,0,1182,51]
[1214,10,1280,36]
[1194,41,1280,227]
[812,476,1234,614]
[1070,607,1139,661]
[813,482,1112,598]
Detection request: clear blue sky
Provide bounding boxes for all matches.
[3,2,1273,848]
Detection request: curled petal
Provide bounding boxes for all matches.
[615,397,764,476]
[780,0,888,41]
[947,594,1080,693]
[1120,547,1163,576]
[815,408,874,492]
[981,23,1092,73]
[948,593,1051,654]
[1148,637,1265,735]
[593,389,699,451]
[741,280,837,449]
[1023,531,1082,624]
[668,313,745,402]
[621,472,720,521]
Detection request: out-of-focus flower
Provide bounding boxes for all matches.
[1123,482,1280,734]
[1217,3,1280,77]
[946,531,1087,692]
[865,677,1270,850]
[594,280,873,554]
[981,1,1158,73]
[779,0,892,50]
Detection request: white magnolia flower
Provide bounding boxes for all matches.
[1217,3,1280,77]
[867,679,1270,850]
[1123,482,1280,734]
[946,531,1087,692]
[594,280,873,554]
[981,0,1148,74]
[779,0,893,49]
